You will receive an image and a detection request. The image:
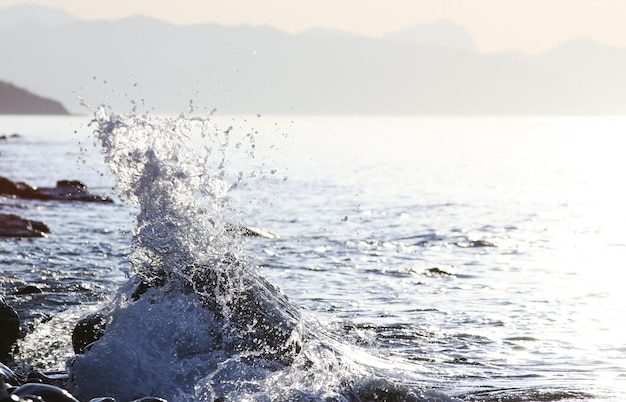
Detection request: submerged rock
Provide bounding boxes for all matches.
[0,177,112,203]
[0,214,50,238]
[14,286,43,296]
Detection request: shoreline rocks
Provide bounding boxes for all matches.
[0,177,112,203]
[0,298,19,363]
[1,362,169,402]
[0,214,50,238]
[0,176,113,238]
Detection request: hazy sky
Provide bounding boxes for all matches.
[1,0,626,53]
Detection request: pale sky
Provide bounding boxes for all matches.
[2,0,626,53]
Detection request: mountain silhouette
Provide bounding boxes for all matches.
[0,81,69,115]
[0,5,624,115]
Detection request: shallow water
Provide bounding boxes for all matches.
[1,113,625,401]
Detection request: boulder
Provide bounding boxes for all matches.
[0,214,50,238]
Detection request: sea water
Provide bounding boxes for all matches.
[0,112,625,401]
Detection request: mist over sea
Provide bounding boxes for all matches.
[1,114,625,401]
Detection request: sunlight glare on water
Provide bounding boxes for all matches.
[2,114,626,401]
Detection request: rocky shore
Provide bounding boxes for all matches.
[0,176,112,238]
[0,130,123,400]
[0,209,172,402]
[0,357,168,402]
[0,132,279,401]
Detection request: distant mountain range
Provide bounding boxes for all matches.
[1,4,625,115]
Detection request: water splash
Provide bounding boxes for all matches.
[66,107,447,401]
[91,106,238,279]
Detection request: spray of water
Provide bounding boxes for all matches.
[66,106,447,402]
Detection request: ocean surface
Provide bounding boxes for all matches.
[1,112,625,401]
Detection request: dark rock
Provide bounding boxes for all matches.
[80,258,303,368]
[177,257,302,365]
[0,362,21,387]
[0,133,20,141]
[14,286,43,296]
[25,372,68,389]
[0,177,112,203]
[0,298,20,363]
[11,383,79,402]
[0,178,19,195]
[88,398,169,402]
[0,214,50,238]
[71,313,106,355]
[425,267,453,276]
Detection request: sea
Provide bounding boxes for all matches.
[0,111,625,402]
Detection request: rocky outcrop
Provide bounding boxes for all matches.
[0,213,50,237]
[0,177,113,237]
[0,81,68,115]
[0,177,112,203]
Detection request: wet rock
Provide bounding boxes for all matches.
[71,313,106,355]
[183,257,303,366]
[0,177,112,203]
[0,177,21,196]
[87,397,168,402]
[0,298,20,363]
[0,362,21,387]
[81,259,303,368]
[11,383,79,402]
[25,371,69,389]
[225,223,277,239]
[0,214,50,238]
